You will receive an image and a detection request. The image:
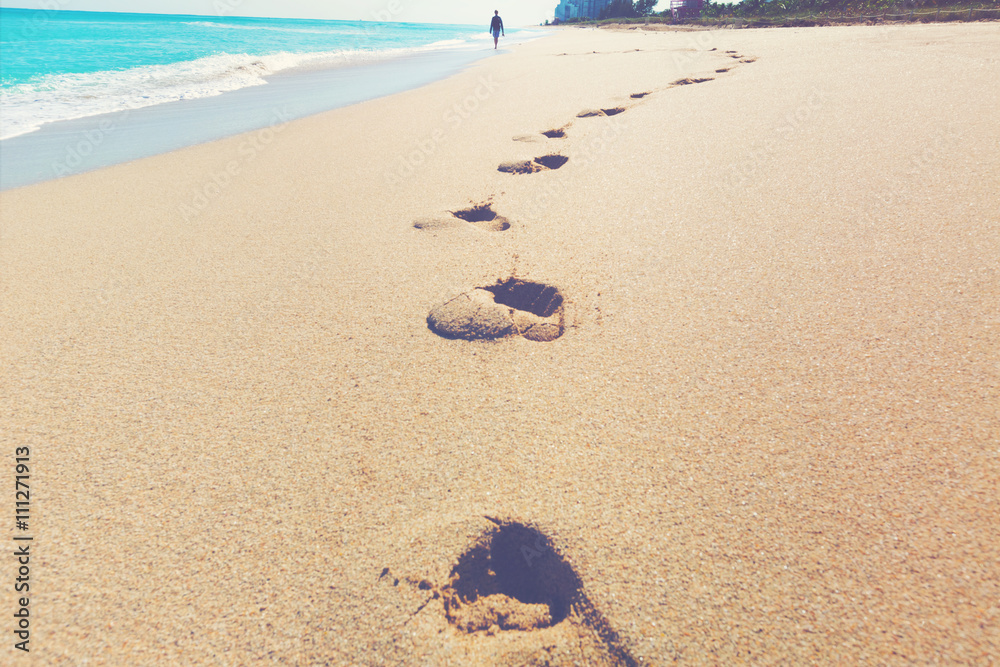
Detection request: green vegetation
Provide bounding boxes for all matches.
[696,0,999,21]
[557,0,999,26]
[597,0,659,18]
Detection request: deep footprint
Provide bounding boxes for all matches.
[498,154,568,174]
[672,77,714,86]
[445,522,577,632]
[443,520,638,665]
[414,203,510,232]
[577,107,626,118]
[542,127,567,138]
[427,279,565,342]
[451,204,511,231]
[630,92,650,99]
[533,154,569,170]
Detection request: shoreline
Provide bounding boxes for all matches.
[0,40,525,191]
[2,22,998,665]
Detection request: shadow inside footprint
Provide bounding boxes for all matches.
[630,92,650,99]
[672,77,714,86]
[445,523,578,631]
[542,128,567,139]
[716,68,731,73]
[428,278,565,342]
[452,204,511,231]
[486,279,563,318]
[442,519,638,665]
[577,107,627,118]
[498,154,568,174]
[498,160,546,174]
[533,154,568,170]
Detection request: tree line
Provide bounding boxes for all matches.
[598,0,658,19]
[578,0,996,20]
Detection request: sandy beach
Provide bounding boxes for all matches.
[2,21,998,665]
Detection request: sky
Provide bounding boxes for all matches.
[0,0,582,26]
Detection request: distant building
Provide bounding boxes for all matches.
[555,0,615,20]
[670,0,704,19]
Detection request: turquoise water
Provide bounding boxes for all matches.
[0,8,528,139]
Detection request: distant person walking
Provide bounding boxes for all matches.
[490,10,504,49]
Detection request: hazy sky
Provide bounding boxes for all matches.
[0,0,581,26]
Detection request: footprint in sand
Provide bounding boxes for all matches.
[577,107,626,118]
[413,202,511,232]
[427,279,565,342]
[441,519,638,665]
[630,92,650,99]
[498,154,569,175]
[512,126,569,142]
[671,77,714,86]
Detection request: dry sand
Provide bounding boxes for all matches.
[1,22,999,665]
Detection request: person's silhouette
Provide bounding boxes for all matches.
[489,10,504,49]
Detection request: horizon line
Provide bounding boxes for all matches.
[0,6,535,28]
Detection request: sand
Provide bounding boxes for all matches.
[1,22,998,665]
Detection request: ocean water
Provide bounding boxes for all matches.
[0,8,528,140]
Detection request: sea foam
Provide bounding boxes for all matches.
[0,43,479,140]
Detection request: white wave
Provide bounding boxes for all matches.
[0,53,274,140]
[423,38,474,48]
[0,38,488,140]
[179,20,360,35]
[0,27,549,140]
